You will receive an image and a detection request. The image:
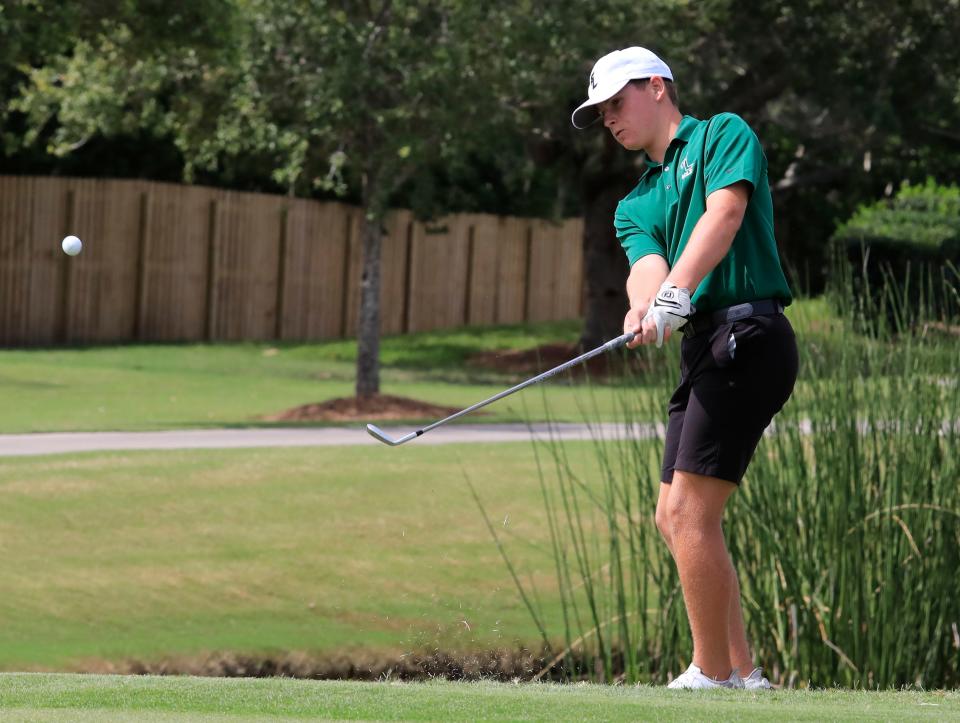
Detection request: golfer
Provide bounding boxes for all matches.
[571,47,799,690]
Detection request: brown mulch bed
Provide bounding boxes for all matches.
[262,393,468,422]
[263,341,648,423]
[77,647,595,682]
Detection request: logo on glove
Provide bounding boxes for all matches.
[642,282,694,347]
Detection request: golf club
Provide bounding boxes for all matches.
[366,331,636,446]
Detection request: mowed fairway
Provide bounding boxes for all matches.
[0,674,955,722]
[0,322,649,433]
[0,301,844,435]
[0,441,652,670]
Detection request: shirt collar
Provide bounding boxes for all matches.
[640,115,701,177]
[673,115,700,144]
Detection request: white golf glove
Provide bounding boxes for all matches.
[642,282,694,347]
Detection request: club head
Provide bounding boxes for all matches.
[367,424,423,447]
[366,424,421,446]
[366,424,399,445]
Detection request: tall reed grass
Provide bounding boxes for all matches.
[487,260,960,688]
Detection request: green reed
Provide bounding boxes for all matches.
[486,259,959,688]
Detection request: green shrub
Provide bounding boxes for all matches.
[834,179,960,255]
[832,179,960,325]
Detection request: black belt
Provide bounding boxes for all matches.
[682,299,784,338]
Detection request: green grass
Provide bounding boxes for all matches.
[0,320,649,432]
[0,674,956,721]
[0,442,651,671]
[0,301,846,434]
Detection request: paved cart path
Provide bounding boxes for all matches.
[0,423,660,457]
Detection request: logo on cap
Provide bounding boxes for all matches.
[589,71,597,90]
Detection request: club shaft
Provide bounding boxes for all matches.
[417,332,635,436]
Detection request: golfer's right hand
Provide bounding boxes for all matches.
[624,305,647,349]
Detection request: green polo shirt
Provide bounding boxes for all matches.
[615,113,792,313]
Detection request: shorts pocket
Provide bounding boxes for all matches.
[709,322,737,369]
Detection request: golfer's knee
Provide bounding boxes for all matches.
[655,504,673,546]
[664,494,709,537]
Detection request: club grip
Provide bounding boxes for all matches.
[604,331,636,351]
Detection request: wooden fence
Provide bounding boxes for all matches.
[0,176,584,345]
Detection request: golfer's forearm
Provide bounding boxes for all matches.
[667,184,749,293]
[627,254,670,309]
[666,206,740,293]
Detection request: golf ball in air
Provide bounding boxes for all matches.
[61,235,83,256]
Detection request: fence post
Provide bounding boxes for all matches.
[338,208,353,339]
[204,197,219,341]
[274,204,289,340]
[401,219,415,334]
[133,189,151,341]
[522,222,533,323]
[462,223,475,326]
[56,187,76,344]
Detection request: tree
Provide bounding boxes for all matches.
[7,1,526,400]
[211,0,534,399]
[9,0,960,360]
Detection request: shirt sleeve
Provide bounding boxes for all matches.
[615,200,666,267]
[703,113,766,196]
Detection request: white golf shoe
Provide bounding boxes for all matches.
[743,667,772,689]
[667,663,744,689]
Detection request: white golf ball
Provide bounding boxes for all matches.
[61,235,83,256]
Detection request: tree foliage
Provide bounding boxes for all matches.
[2,0,960,351]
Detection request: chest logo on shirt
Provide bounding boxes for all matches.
[679,158,695,180]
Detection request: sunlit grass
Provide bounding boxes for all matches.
[0,674,956,721]
[0,442,619,670]
[0,300,872,433]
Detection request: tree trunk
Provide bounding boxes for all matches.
[578,135,638,350]
[355,178,383,400]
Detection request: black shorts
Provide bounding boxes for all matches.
[661,313,799,485]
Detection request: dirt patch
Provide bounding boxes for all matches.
[78,647,588,682]
[468,343,647,379]
[924,320,960,336]
[262,394,469,422]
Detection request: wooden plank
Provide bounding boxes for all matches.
[279,200,351,340]
[406,215,471,333]
[495,216,529,325]
[140,181,215,341]
[465,213,500,326]
[209,190,284,341]
[25,177,70,345]
[525,217,586,322]
[0,177,37,344]
[561,217,585,318]
[133,189,151,340]
[342,207,364,338]
[61,179,144,343]
[380,209,412,336]
[274,205,289,339]
[204,195,220,341]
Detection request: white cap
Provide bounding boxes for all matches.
[571,47,673,129]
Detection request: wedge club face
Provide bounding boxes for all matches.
[366,424,420,446]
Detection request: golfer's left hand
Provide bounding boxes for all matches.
[640,282,694,348]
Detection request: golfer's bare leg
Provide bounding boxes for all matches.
[665,470,738,680]
[656,480,754,675]
[655,482,675,553]
[728,568,754,674]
